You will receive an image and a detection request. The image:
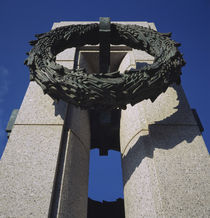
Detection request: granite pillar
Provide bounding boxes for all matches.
[0,81,66,217]
[49,105,90,218]
[120,23,210,217]
[0,82,90,218]
[0,21,91,218]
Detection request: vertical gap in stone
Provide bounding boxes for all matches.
[48,45,82,217]
[77,48,129,217]
[48,103,71,218]
[87,151,125,218]
[87,109,125,218]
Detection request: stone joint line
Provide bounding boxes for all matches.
[121,123,199,156]
[122,129,149,156]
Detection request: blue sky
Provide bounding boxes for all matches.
[0,0,209,202]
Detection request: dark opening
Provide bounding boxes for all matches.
[89,109,121,156]
[88,198,125,218]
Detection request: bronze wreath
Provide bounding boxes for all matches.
[25,23,185,110]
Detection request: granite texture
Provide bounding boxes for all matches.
[132,49,154,61]
[56,60,74,69]
[144,84,197,126]
[121,83,197,129]
[15,81,66,125]
[121,124,210,217]
[120,21,210,217]
[120,103,147,153]
[119,51,150,153]
[56,48,76,61]
[0,125,63,218]
[151,125,210,217]
[57,131,90,218]
[122,130,162,218]
[48,104,90,218]
[0,20,93,218]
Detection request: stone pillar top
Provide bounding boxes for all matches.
[52,21,156,29]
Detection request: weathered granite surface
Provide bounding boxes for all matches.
[121,124,210,217]
[120,22,210,218]
[0,125,63,218]
[15,81,66,125]
[0,23,91,217]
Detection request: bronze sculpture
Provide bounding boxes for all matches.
[25,21,185,110]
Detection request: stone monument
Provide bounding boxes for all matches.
[0,19,210,218]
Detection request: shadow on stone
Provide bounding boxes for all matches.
[136,62,151,69]
[53,100,67,121]
[122,85,201,186]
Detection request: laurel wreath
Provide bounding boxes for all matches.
[25,23,185,110]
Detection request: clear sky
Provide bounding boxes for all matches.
[0,0,209,202]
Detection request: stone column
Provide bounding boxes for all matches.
[0,82,66,217]
[49,104,90,218]
[0,83,90,218]
[0,22,91,218]
[120,23,210,217]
